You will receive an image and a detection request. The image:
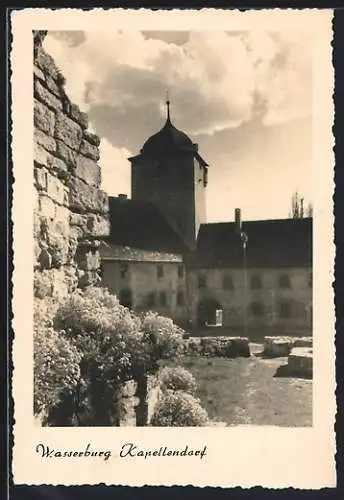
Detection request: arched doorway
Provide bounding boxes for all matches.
[119,288,133,309]
[197,298,223,327]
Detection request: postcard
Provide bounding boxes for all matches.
[11,7,336,488]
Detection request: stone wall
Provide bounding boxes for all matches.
[33,32,110,301]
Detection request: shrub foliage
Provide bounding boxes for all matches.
[34,287,184,425]
[159,366,198,395]
[150,390,209,427]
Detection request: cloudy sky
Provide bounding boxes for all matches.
[43,29,313,222]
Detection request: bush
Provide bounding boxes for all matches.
[141,312,184,363]
[150,390,209,427]
[34,299,81,417]
[34,287,186,425]
[160,366,197,395]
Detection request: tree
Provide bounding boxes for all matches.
[289,191,312,219]
[306,202,313,217]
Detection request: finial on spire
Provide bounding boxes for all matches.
[165,90,171,121]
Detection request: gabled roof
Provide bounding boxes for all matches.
[107,196,188,255]
[187,217,312,269]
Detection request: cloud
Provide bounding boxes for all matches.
[43,29,312,153]
[98,138,132,197]
[42,29,313,221]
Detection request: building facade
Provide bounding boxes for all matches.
[100,102,313,334]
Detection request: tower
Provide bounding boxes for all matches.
[129,100,209,250]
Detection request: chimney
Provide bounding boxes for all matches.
[118,194,128,200]
[235,208,242,234]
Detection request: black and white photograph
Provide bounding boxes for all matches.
[11,8,335,488]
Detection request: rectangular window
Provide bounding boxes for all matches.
[250,275,262,289]
[177,291,185,306]
[159,291,167,307]
[178,265,184,278]
[251,302,264,317]
[223,274,233,289]
[157,265,164,278]
[279,273,291,288]
[308,271,312,288]
[280,302,291,318]
[147,292,156,308]
[198,274,207,288]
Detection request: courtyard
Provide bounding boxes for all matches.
[165,342,312,427]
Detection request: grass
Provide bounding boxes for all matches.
[165,349,312,427]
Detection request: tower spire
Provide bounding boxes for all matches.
[165,90,171,122]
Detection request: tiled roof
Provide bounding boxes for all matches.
[107,197,188,254]
[187,217,313,269]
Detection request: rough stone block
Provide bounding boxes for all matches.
[34,269,54,298]
[34,144,69,180]
[120,396,139,427]
[70,213,110,238]
[37,194,56,219]
[38,248,53,269]
[68,103,88,130]
[34,65,45,81]
[263,336,313,358]
[287,347,313,378]
[121,380,138,398]
[34,166,48,191]
[83,130,101,147]
[34,99,55,135]
[80,139,100,161]
[40,169,69,206]
[56,139,76,168]
[75,248,101,271]
[55,204,70,223]
[34,79,63,112]
[45,74,61,97]
[55,111,83,151]
[77,269,102,288]
[35,266,78,299]
[68,177,109,214]
[35,47,62,82]
[74,155,101,187]
[34,128,57,154]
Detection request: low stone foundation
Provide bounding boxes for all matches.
[119,374,162,426]
[184,336,251,358]
[263,336,312,358]
[287,347,313,378]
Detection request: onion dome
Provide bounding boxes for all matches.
[141,99,196,156]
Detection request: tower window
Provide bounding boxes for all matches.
[250,275,262,289]
[147,292,156,308]
[280,302,291,318]
[198,274,207,288]
[159,291,167,307]
[279,274,291,288]
[223,274,233,289]
[120,263,128,279]
[177,291,185,306]
[178,265,184,278]
[251,302,264,317]
[157,265,164,278]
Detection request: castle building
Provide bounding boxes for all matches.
[100,101,312,334]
